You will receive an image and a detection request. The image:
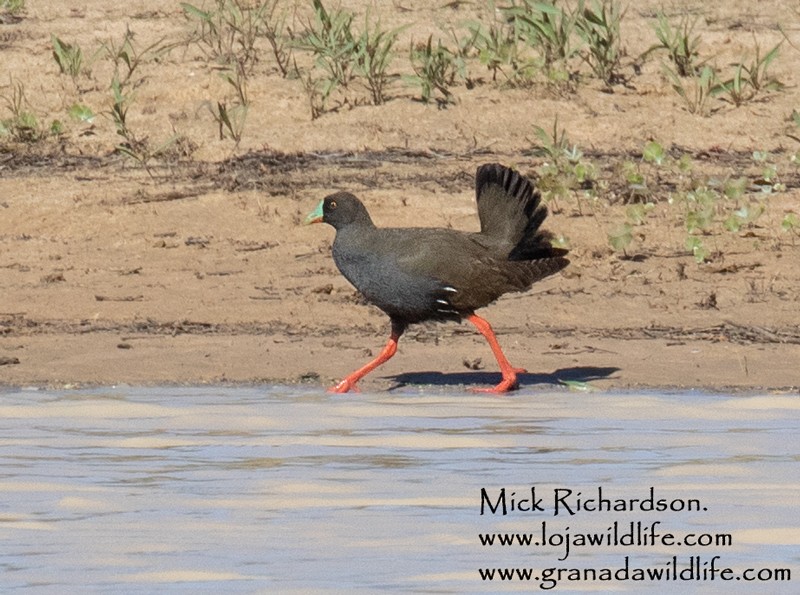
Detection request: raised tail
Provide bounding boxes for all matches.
[475,163,568,262]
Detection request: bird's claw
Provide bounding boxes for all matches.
[470,373,520,394]
[328,379,361,393]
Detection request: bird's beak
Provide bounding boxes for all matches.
[304,200,324,225]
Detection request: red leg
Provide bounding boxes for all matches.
[330,325,403,393]
[466,313,526,394]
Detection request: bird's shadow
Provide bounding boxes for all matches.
[385,366,620,391]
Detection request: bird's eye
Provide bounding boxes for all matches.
[329,200,337,210]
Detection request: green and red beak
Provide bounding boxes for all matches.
[304,200,324,225]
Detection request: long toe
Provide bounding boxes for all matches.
[470,375,519,394]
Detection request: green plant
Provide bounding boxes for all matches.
[666,64,716,115]
[209,66,249,143]
[504,0,578,71]
[296,0,358,100]
[642,12,701,77]
[607,222,633,253]
[531,117,598,213]
[575,0,625,85]
[101,26,172,88]
[261,0,293,77]
[712,39,784,106]
[353,14,406,105]
[642,140,666,165]
[468,21,522,84]
[210,100,248,143]
[751,150,784,193]
[408,36,460,105]
[68,103,95,123]
[182,0,270,73]
[0,78,62,143]
[608,202,653,255]
[51,35,85,83]
[1,0,25,15]
[109,77,179,174]
[781,212,799,244]
[471,19,542,87]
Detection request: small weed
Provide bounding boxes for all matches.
[642,140,666,165]
[0,78,62,143]
[781,212,799,244]
[642,12,701,77]
[101,26,172,88]
[575,0,625,86]
[353,13,406,105]
[713,38,784,106]
[469,21,533,86]
[296,0,358,100]
[531,117,598,213]
[68,103,95,123]
[1,0,25,16]
[209,64,249,142]
[684,236,709,263]
[408,36,460,105]
[608,202,653,255]
[210,99,248,143]
[109,77,180,174]
[505,0,578,70]
[183,0,293,76]
[751,150,784,193]
[182,0,266,73]
[607,222,633,254]
[51,35,88,84]
[294,2,404,113]
[261,0,293,77]
[665,63,716,116]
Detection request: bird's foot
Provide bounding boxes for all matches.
[470,373,520,394]
[328,378,361,393]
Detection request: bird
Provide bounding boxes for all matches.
[305,163,569,393]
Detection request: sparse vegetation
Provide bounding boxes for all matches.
[0,78,63,143]
[575,0,626,85]
[1,0,25,17]
[666,64,717,116]
[642,12,702,77]
[100,26,172,88]
[293,1,404,116]
[712,39,784,107]
[51,35,88,84]
[408,36,461,105]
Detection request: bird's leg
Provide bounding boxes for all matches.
[329,321,405,393]
[466,313,526,394]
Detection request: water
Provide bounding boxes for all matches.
[0,386,797,593]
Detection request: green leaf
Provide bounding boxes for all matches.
[781,213,798,231]
[559,379,597,392]
[723,177,746,200]
[68,103,95,122]
[723,214,740,232]
[626,203,653,225]
[642,140,665,165]
[608,223,633,251]
[180,3,211,21]
[685,236,708,263]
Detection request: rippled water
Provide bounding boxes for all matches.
[0,386,797,593]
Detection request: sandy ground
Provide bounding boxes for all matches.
[1,0,799,391]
